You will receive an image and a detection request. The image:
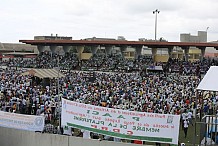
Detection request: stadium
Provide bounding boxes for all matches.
[0,32,218,146]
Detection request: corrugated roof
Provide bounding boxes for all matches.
[19,39,218,48]
[22,68,65,78]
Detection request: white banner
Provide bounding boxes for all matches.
[61,98,180,145]
[0,111,44,132]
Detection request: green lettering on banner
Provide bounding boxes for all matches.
[146,128,151,132]
[132,117,140,121]
[87,119,92,123]
[92,111,99,115]
[74,116,104,125]
[146,128,160,133]
[102,113,112,117]
[154,128,160,132]
[132,126,160,133]
[108,123,117,127]
[92,120,98,124]
[67,123,173,143]
[100,121,104,125]
[120,124,127,129]
[117,115,125,119]
[108,123,112,126]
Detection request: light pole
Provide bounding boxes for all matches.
[57,51,61,132]
[153,9,160,41]
[206,27,209,42]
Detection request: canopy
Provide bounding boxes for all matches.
[197,66,218,91]
[21,68,65,79]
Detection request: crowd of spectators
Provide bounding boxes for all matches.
[3,55,218,79]
[1,52,79,70]
[2,51,218,76]
[1,52,218,145]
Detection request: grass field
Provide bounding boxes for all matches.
[178,119,201,146]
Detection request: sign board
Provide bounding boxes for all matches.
[147,66,163,71]
[61,98,180,145]
[0,111,45,132]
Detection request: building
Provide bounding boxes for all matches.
[173,31,207,61]
[34,34,72,40]
[180,31,207,43]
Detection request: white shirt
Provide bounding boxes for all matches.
[184,120,189,128]
[63,126,72,136]
[182,112,188,120]
[187,112,192,119]
[81,130,91,139]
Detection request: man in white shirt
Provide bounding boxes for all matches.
[187,110,193,126]
[183,119,189,138]
[81,129,91,139]
[181,109,188,129]
[63,126,72,136]
[114,137,121,142]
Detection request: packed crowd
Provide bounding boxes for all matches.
[2,52,218,76]
[1,52,79,70]
[0,53,218,145]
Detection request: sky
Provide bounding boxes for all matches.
[0,0,218,43]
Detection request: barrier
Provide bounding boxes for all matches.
[0,127,153,146]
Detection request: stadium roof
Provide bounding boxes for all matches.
[19,40,218,48]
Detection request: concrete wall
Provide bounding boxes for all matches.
[155,55,169,62]
[0,43,37,53]
[81,53,92,60]
[0,127,68,146]
[0,127,147,146]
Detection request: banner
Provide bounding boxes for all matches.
[61,98,180,145]
[0,111,44,132]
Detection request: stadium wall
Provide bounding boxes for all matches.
[0,127,145,146]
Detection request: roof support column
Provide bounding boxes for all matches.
[76,46,84,60]
[105,46,113,56]
[198,47,206,61]
[181,46,189,61]
[151,48,157,61]
[120,46,127,57]
[63,46,71,54]
[135,46,142,59]
[50,45,58,54]
[168,46,173,59]
[91,46,99,55]
[37,45,47,53]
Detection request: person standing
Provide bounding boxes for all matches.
[81,129,91,139]
[183,119,189,138]
[187,110,193,126]
[181,109,188,129]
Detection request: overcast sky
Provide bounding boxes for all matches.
[0,0,218,43]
